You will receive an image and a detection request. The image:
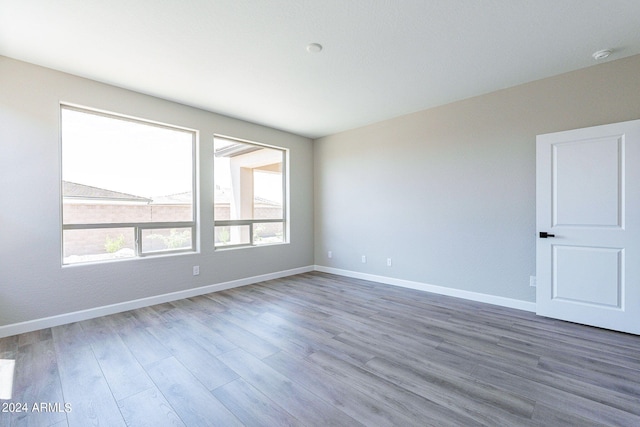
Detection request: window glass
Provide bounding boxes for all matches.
[214,136,286,248]
[61,106,196,264]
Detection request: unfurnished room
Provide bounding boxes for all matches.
[1,1,640,426]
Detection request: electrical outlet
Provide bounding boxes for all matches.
[529,276,536,287]
[361,255,367,263]
[387,258,392,267]
[328,251,332,259]
[193,265,200,276]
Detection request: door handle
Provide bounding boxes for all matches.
[539,232,555,238]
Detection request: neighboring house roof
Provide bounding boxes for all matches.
[62,181,152,203]
[62,181,281,207]
[214,187,281,207]
[214,187,231,204]
[254,196,281,207]
[151,192,192,205]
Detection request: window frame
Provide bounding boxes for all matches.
[60,104,198,264]
[213,134,288,249]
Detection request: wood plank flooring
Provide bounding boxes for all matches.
[1,271,639,426]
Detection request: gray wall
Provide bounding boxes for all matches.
[0,56,314,327]
[2,53,639,328]
[314,54,640,302]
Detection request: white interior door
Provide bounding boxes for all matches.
[536,119,640,335]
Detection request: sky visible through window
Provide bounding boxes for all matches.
[61,108,193,199]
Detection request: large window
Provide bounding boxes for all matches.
[61,105,196,264]
[214,135,287,248]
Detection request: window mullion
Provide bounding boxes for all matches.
[135,226,142,256]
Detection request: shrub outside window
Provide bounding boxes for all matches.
[61,105,196,264]
[214,135,287,248]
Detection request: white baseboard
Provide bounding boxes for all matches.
[0,264,535,338]
[0,265,314,338]
[314,265,536,312]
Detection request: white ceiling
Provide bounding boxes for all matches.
[1,1,639,139]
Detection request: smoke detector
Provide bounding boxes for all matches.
[592,49,613,60]
[306,43,323,53]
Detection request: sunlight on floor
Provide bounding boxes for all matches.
[0,359,15,400]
